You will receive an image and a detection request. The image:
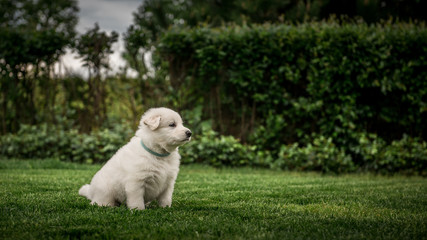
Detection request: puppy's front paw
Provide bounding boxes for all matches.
[159,199,172,208]
[127,202,145,210]
[129,205,145,210]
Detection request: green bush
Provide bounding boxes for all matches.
[180,130,256,167]
[158,21,427,160]
[0,123,133,164]
[1,124,426,174]
[0,123,257,168]
[275,135,355,173]
[381,136,427,175]
[351,133,427,175]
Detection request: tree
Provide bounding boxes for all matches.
[74,23,118,130]
[0,0,78,133]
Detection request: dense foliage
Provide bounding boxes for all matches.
[0,124,133,164]
[158,21,427,156]
[2,21,427,175]
[1,0,427,174]
[1,126,426,175]
[123,0,427,98]
[125,0,427,56]
[0,0,79,133]
[153,22,427,174]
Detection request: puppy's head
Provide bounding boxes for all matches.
[138,108,191,150]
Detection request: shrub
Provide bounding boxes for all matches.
[180,130,256,167]
[380,136,427,175]
[1,124,426,175]
[0,123,133,164]
[351,133,427,175]
[275,135,355,173]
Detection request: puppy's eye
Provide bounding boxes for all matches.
[169,122,176,128]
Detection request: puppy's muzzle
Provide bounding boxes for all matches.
[185,130,192,138]
[183,130,192,142]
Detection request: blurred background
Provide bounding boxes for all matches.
[1,0,426,174]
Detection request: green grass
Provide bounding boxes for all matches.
[1,159,426,239]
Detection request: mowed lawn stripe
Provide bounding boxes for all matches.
[0,160,426,239]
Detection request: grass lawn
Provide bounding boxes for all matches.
[1,159,426,239]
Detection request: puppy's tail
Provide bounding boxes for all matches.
[79,184,91,199]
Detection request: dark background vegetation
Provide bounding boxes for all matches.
[1,0,426,174]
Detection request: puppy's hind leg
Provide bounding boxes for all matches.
[90,195,117,207]
[89,187,117,207]
[79,184,92,199]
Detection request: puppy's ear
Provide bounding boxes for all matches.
[144,115,161,130]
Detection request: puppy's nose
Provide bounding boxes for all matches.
[186,130,192,138]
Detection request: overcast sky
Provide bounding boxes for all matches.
[60,0,142,77]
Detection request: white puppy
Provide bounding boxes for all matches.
[79,107,191,210]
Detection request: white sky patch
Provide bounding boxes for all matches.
[56,0,142,78]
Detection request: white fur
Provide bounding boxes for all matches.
[79,108,191,210]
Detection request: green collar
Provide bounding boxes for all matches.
[140,140,170,157]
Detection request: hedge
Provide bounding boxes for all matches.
[157,21,427,159]
[1,125,426,175]
[0,124,133,164]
